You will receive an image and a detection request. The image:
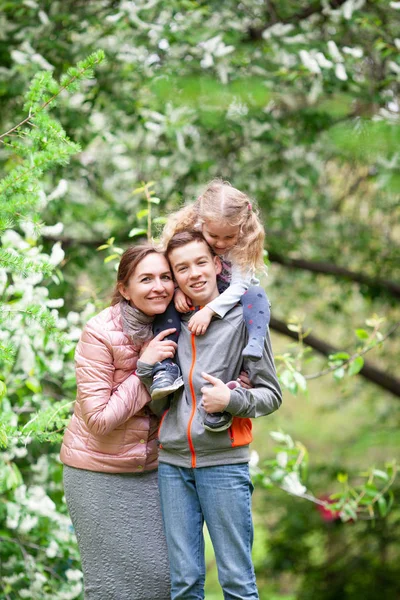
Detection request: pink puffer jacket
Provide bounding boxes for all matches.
[60,303,159,473]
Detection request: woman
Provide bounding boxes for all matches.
[60,244,177,600]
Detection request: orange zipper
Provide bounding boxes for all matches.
[187,333,197,468]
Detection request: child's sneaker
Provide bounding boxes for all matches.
[150,362,183,401]
[203,411,233,432]
[203,380,238,432]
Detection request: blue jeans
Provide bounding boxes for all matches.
[158,462,259,600]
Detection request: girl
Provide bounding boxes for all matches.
[151,179,270,432]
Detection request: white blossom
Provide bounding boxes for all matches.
[19,514,38,533]
[11,50,28,65]
[315,52,333,69]
[200,53,214,69]
[66,569,83,582]
[342,0,365,20]
[42,222,64,236]
[263,23,295,39]
[388,61,400,74]
[158,38,169,50]
[249,451,260,468]
[277,452,288,468]
[105,12,123,22]
[49,242,65,266]
[299,50,321,74]
[46,298,64,308]
[327,40,343,62]
[281,472,307,496]
[46,540,60,558]
[335,63,348,80]
[343,46,363,58]
[6,503,21,529]
[38,9,50,24]
[26,486,56,517]
[48,179,68,201]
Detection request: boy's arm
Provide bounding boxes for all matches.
[206,265,254,318]
[226,329,282,418]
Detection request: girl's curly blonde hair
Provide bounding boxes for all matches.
[161,179,265,272]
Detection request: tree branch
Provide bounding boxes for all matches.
[268,251,400,299]
[248,0,348,40]
[270,316,400,397]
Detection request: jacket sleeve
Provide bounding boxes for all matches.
[75,322,151,436]
[206,265,253,318]
[226,328,282,418]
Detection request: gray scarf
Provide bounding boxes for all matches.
[119,298,154,344]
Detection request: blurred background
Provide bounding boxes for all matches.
[0,1,399,598]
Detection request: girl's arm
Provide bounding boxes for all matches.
[208,264,257,317]
[75,322,151,436]
[188,265,256,335]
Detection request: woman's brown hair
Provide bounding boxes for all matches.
[110,244,164,305]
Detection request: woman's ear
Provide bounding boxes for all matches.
[117,282,129,301]
[214,255,222,275]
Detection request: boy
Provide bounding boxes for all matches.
[137,231,282,600]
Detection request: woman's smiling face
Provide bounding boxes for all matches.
[120,253,174,315]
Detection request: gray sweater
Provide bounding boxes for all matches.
[137,304,282,469]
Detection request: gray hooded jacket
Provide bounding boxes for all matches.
[137,305,282,469]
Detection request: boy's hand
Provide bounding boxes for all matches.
[174,289,192,313]
[200,372,230,413]
[237,370,252,389]
[139,329,177,365]
[188,307,214,336]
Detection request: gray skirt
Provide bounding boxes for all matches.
[63,466,170,600]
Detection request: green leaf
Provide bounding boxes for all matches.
[96,244,110,251]
[293,371,307,392]
[136,209,149,220]
[148,196,161,204]
[373,469,389,481]
[104,254,120,263]
[25,378,41,393]
[0,425,8,449]
[0,381,6,399]
[378,495,388,517]
[348,356,364,376]
[337,472,348,483]
[128,228,147,238]
[132,186,146,195]
[355,329,369,340]
[329,352,350,360]
[153,216,167,225]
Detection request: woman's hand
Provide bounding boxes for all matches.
[174,289,193,313]
[188,307,215,336]
[139,329,177,365]
[237,370,252,389]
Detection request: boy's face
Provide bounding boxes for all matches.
[168,240,221,306]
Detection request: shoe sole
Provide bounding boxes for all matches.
[150,377,184,401]
[204,421,233,433]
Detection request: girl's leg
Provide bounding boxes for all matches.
[241,286,271,361]
[153,299,181,343]
[151,301,183,400]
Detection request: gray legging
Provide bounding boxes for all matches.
[63,465,170,600]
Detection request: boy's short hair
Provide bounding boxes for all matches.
[165,230,216,260]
